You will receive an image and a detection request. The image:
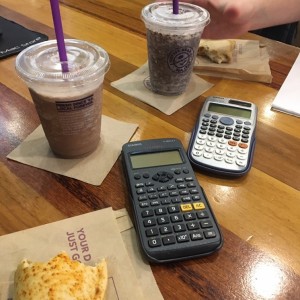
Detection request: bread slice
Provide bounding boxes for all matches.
[198,39,236,64]
[13,252,108,300]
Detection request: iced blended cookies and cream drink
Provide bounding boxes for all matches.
[15,39,110,158]
[141,2,210,95]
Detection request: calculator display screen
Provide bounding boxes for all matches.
[208,103,251,118]
[130,150,183,169]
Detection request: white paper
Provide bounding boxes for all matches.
[7,115,138,185]
[271,53,300,117]
[0,208,146,300]
[111,63,213,115]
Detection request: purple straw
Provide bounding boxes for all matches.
[173,0,179,14]
[50,0,69,72]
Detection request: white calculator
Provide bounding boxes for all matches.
[187,96,257,176]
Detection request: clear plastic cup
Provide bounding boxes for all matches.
[15,39,110,158]
[141,2,210,95]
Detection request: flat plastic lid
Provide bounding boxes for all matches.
[141,2,210,32]
[15,39,110,83]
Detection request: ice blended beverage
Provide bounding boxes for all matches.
[15,39,110,158]
[141,2,210,95]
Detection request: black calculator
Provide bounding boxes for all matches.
[122,138,223,263]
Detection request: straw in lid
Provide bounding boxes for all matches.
[141,2,210,33]
[15,39,110,85]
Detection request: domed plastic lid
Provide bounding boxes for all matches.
[15,39,110,84]
[141,2,210,33]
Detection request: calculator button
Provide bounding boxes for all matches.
[226,152,236,158]
[192,195,201,201]
[169,191,179,197]
[216,143,226,149]
[138,195,148,201]
[162,236,176,245]
[150,200,160,206]
[171,214,183,222]
[198,134,207,139]
[204,230,217,239]
[196,139,206,145]
[180,190,189,195]
[157,216,170,225]
[159,192,168,198]
[148,194,158,200]
[215,149,225,155]
[218,138,227,144]
[143,218,156,227]
[192,150,203,157]
[205,147,214,153]
[139,202,149,208]
[181,204,193,211]
[155,207,167,215]
[236,160,246,167]
[177,183,186,189]
[238,142,248,149]
[134,174,141,180]
[182,196,192,202]
[185,177,193,181]
[193,202,206,210]
[142,209,154,217]
[206,141,215,147]
[146,228,159,237]
[135,183,144,188]
[225,157,234,164]
[238,148,248,154]
[184,212,196,220]
[200,220,213,228]
[220,117,234,126]
[174,223,186,232]
[191,232,204,241]
[161,199,171,205]
[157,186,167,191]
[214,155,223,161]
[194,144,204,151]
[148,238,161,247]
[136,188,145,194]
[203,153,213,159]
[197,211,209,219]
[227,146,237,152]
[160,225,173,235]
[237,154,247,160]
[208,136,217,141]
[168,205,180,213]
[187,222,200,230]
[167,184,176,190]
[147,187,156,193]
[176,233,190,243]
[187,182,196,188]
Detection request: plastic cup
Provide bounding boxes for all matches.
[141,2,210,95]
[15,39,110,158]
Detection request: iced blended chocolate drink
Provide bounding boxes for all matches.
[15,39,110,158]
[29,86,102,158]
[142,2,210,95]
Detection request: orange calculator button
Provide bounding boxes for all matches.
[238,142,248,149]
[228,140,237,146]
[193,202,206,210]
[181,204,193,211]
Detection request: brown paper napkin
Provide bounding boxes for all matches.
[194,39,272,83]
[7,115,138,186]
[0,207,146,299]
[111,63,214,115]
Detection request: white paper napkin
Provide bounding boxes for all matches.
[7,115,138,185]
[111,63,214,115]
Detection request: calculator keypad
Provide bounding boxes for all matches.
[192,113,253,170]
[133,168,218,249]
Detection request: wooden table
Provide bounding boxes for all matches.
[1,1,300,299]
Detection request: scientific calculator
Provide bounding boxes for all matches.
[188,96,257,176]
[122,138,223,263]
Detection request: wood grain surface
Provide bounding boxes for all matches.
[0,1,300,299]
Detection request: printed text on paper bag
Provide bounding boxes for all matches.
[66,228,91,263]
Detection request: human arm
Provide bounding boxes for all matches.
[180,0,300,39]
